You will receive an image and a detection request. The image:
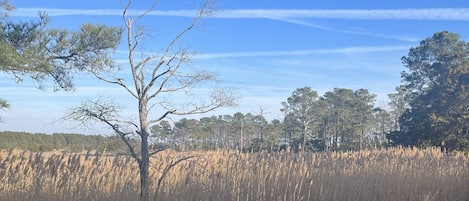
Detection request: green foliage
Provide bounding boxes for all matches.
[0,16,123,90]
[319,88,378,151]
[281,87,319,150]
[278,87,381,151]
[0,4,123,118]
[388,31,469,151]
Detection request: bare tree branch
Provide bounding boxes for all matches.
[149,148,165,156]
[154,155,196,198]
[89,70,139,99]
[148,109,176,125]
[63,99,141,163]
[141,7,209,100]
[122,4,142,97]
[151,87,238,124]
[135,55,154,70]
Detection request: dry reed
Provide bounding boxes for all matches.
[0,147,467,201]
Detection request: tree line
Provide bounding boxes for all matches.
[0,131,131,152]
[150,87,392,152]
[151,31,469,152]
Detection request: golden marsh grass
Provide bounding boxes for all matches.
[0,147,468,201]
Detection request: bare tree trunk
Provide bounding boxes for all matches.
[138,97,151,201]
[301,123,308,152]
[240,119,244,152]
[139,131,150,201]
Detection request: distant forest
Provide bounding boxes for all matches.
[0,131,129,152]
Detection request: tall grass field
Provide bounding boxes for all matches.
[0,147,468,201]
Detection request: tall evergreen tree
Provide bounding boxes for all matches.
[321,88,376,150]
[281,87,320,151]
[388,31,469,151]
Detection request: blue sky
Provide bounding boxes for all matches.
[1,0,469,134]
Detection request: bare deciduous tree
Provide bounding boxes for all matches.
[64,1,237,201]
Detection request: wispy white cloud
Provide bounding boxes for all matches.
[194,45,409,59]
[268,17,420,42]
[216,8,469,21]
[12,8,463,42]
[11,8,197,17]
[12,8,469,21]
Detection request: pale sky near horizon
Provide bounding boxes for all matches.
[1,0,469,134]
